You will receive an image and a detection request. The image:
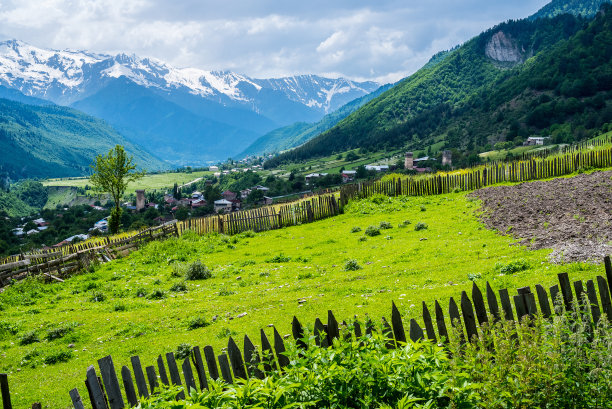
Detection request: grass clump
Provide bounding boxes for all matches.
[185,261,212,280]
[175,343,192,360]
[267,254,292,263]
[170,282,188,292]
[494,259,530,275]
[364,226,381,237]
[43,350,73,365]
[344,259,362,271]
[146,289,166,300]
[46,325,73,341]
[398,220,411,228]
[414,222,428,231]
[379,221,393,230]
[19,331,40,346]
[350,226,362,233]
[89,291,106,302]
[188,316,209,330]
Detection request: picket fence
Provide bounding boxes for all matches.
[1,257,607,409]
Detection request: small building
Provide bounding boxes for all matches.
[253,185,269,192]
[26,229,39,236]
[209,166,219,172]
[214,199,232,213]
[12,227,24,237]
[263,196,273,205]
[136,189,146,211]
[240,189,252,200]
[178,198,192,207]
[191,199,207,208]
[404,152,414,170]
[222,190,237,201]
[524,136,549,146]
[364,165,389,172]
[164,194,177,205]
[65,234,89,242]
[33,218,48,227]
[341,170,357,183]
[191,191,203,199]
[305,173,328,185]
[442,150,452,167]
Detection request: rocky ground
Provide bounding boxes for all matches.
[470,170,612,263]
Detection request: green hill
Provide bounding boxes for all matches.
[238,84,393,158]
[530,0,610,19]
[0,98,169,181]
[265,14,586,167]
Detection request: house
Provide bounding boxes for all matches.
[231,199,242,210]
[12,227,24,237]
[222,190,237,201]
[37,226,48,231]
[342,170,357,183]
[263,196,273,205]
[65,234,89,242]
[209,166,219,172]
[164,194,177,205]
[146,203,159,209]
[214,199,232,213]
[93,218,109,233]
[191,191,203,200]
[178,198,192,207]
[90,205,105,211]
[213,172,221,178]
[524,136,549,146]
[254,185,270,192]
[240,189,252,200]
[305,173,328,185]
[33,218,48,227]
[191,199,207,208]
[26,229,39,236]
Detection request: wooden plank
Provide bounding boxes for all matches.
[203,346,219,381]
[574,280,587,312]
[145,367,157,394]
[558,272,573,310]
[486,282,500,322]
[471,283,488,326]
[130,356,148,399]
[165,352,182,387]
[422,302,436,342]
[97,356,125,409]
[181,358,197,395]
[524,293,538,318]
[535,284,552,318]
[586,280,601,324]
[260,330,276,372]
[244,334,264,379]
[460,291,478,342]
[292,316,307,349]
[550,284,561,312]
[498,289,514,321]
[513,295,527,321]
[273,327,290,368]
[597,276,612,319]
[409,319,424,342]
[218,354,233,384]
[0,374,12,409]
[313,318,328,347]
[605,256,612,296]
[85,366,108,409]
[156,355,169,385]
[391,301,407,344]
[381,317,395,349]
[69,388,86,409]
[120,366,138,407]
[327,310,340,344]
[434,301,448,343]
[227,337,247,379]
[191,347,208,391]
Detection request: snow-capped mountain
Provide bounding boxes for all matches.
[0,39,377,113]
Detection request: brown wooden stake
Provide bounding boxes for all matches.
[409,319,424,342]
[145,367,158,393]
[434,300,448,343]
[486,282,500,322]
[460,291,478,342]
[535,284,552,318]
[182,358,197,395]
[156,355,169,385]
[596,276,612,319]
[391,302,407,344]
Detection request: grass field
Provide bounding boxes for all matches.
[0,189,606,408]
[43,171,213,194]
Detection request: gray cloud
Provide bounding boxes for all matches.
[0,0,550,82]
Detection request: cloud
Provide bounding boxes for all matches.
[0,0,551,82]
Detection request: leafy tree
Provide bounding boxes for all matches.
[175,207,190,221]
[90,145,144,234]
[13,180,48,208]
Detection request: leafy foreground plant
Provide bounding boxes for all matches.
[137,305,611,409]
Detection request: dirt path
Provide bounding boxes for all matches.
[469,170,612,263]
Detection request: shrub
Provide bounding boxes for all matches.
[398,220,411,228]
[175,343,192,360]
[170,282,188,292]
[414,222,428,231]
[217,327,238,339]
[379,221,393,230]
[267,254,292,263]
[19,331,40,345]
[147,289,166,300]
[344,259,362,271]
[43,350,73,365]
[188,316,209,330]
[185,261,212,280]
[494,259,530,275]
[46,325,73,341]
[135,287,148,298]
[351,226,362,233]
[358,237,367,242]
[89,291,106,302]
[420,205,426,212]
[113,304,127,312]
[170,263,186,277]
[364,226,380,236]
[218,289,236,296]
[297,271,314,280]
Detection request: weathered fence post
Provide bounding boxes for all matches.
[0,374,11,409]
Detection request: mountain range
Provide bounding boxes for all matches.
[0,40,378,164]
[265,0,611,167]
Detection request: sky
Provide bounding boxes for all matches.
[0,0,550,83]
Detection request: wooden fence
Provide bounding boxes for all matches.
[0,223,178,288]
[340,144,612,206]
[18,255,603,409]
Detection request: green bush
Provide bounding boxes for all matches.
[19,331,40,345]
[218,289,236,296]
[170,282,188,292]
[46,325,73,341]
[43,350,73,365]
[379,221,393,229]
[494,259,530,275]
[414,222,428,231]
[343,259,362,271]
[187,316,209,330]
[185,261,212,280]
[266,254,292,263]
[146,289,166,300]
[175,343,192,360]
[135,287,148,298]
[364,226,380,236]
[89,291,106,302]
[350,226,362,233]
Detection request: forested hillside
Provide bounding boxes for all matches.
[530,0,610,19]
[265,13,588,167]
[0,98,168,180]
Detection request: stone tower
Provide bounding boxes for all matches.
[404,152,414,170]
[136,189,146,211]
[442,150,452,167]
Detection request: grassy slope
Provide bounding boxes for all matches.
[0,188,606,407]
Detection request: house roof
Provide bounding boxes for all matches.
[214,199,232,205]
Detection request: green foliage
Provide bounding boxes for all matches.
[494,259,530,275]
[175,343,192,360]
[350,226,362,233]
[12,180,48,208]
[379,221,393,230]
[184,261,212,280]
[414,222,428,231]
[187,316,209,330]
[266,254,292,263]
[89,291,106,302]
[42,350,72,365]
[19,330,40,345]
[530,0,609,19]
[343,259,362,271]
[147,289,166,300]
[170,281,188,293]
[364,226,381,236]
[45,325,74,341]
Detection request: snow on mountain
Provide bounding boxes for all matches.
[0,39,378,112]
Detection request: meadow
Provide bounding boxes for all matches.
[0,190,606,408]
